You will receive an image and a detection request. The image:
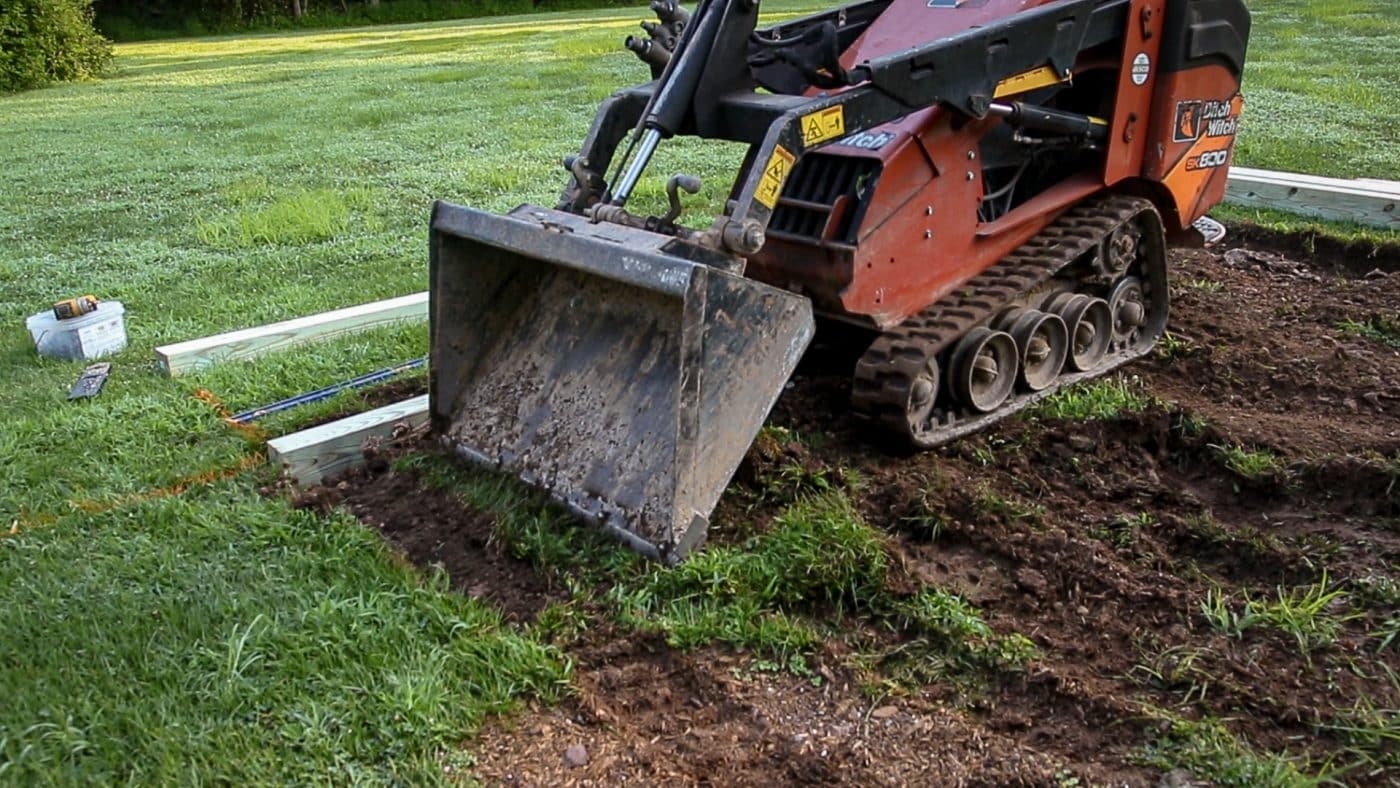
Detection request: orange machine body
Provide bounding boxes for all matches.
[745,0,1248,329]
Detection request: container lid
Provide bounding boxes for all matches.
[29,300,125,330]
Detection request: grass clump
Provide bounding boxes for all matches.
[1095,512,1156,550]
[604,491,1035,681]
[1178,512,1287,566]
[1033,377,1151,421]
[974,485,1047,527]
[1130,644,1218,706]
[1156,331,1196,361]
[897,486,950,542]
[611,493,888,658]
[195,188,371,248]
[1212,443,1284,481]
[883,588,1039,682]
[1338,315,1400,351]
[741,425,853,509]
[1199,572,1359,660]
[388,451,1044,686]
[1372,617,1398,653]
[402,458,1029,680]
[1139,712,1339,787]
[1321,698,1400,774]
[1174,411,1211,439]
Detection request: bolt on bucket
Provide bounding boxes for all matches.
[429,202,814,563]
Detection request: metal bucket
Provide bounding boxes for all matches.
[429,201,814,562]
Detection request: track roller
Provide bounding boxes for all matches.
[950,327,1019,412]
[1106,276,1146,346]
[1044,292,1111,372]
[902,355,942,436]
[849,194,1168,450]
[996,308,1068,392]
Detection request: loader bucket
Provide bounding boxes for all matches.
[429,202,815,563]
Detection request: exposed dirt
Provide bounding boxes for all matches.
[302,229,1400,786]
[472,630,1091,787]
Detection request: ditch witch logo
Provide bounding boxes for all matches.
[1173,98,1239,143]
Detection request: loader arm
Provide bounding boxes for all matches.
[562,0,1132,255]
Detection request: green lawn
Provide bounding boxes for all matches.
[1218,0,1399,236]
[0,0,1396,781]
[1234,0,1398,180]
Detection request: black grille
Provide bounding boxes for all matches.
[768,153,879,244]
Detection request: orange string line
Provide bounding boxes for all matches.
[192,387,269,443]
[6,453,264,538]
[5,388,276,538]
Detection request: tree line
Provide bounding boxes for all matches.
[2,0,631,93]
[92,0,625,39]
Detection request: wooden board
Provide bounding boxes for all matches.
[155,292,429,377]
[266,394,430,485]
[1226,167,1399,230]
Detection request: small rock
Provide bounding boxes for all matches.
[1157,767,1198,787]
[1343,398,1359,413]
[870,705,898,719]
[1068,435,1096,452]
[1014,567,1050,597]
[563,743,589,768]
[1223,249,1252,267]
[1075,605,1090,617]
[1364,268,1388,280]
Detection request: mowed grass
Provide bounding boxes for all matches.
[0,1,1396,781]
[1234,0,1398,181]
[1217,0,1400,240]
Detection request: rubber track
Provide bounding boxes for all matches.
[850,194,1159,448]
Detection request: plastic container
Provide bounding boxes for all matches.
[26,301,128,360]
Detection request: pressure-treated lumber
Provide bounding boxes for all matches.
[1226,167,1399,230]
[267,394,429,485]
[155,292,428,376]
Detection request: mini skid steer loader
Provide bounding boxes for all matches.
[429,0,1250,561]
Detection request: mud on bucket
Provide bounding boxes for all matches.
[428,202,815,562]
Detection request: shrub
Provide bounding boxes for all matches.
[0,0,113,93]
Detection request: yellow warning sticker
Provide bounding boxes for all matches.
[800,106,845,147]
[755,145,796,209]
[993,65,1069,98]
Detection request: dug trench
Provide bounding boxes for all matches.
[292,229,1399,785]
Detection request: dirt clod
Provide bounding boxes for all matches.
[563,744,589,768]
[1014,567,1049,597]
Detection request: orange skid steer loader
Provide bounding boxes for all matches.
[428,0,1250,561]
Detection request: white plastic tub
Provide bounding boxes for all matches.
[26,301,128,360]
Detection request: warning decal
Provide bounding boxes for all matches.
[800,106,845,147]
[755,145,796,208]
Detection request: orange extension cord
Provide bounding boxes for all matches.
[6,389,268,538]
